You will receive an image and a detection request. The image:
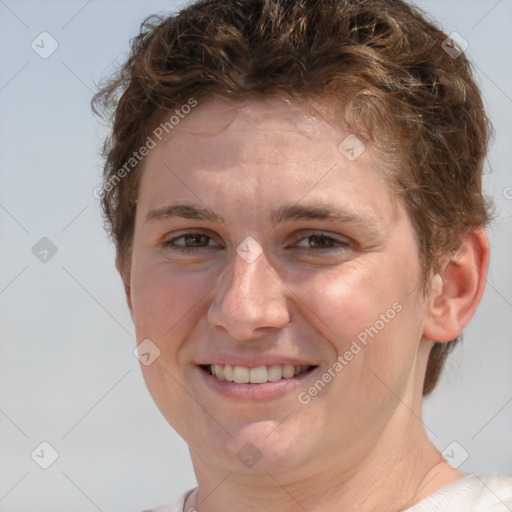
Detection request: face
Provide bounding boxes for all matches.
[126,96,431,479]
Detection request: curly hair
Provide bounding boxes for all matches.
[92,0,492,396]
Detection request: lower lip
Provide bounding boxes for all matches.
[196,366,316,401]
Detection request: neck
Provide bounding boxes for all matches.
[187,416,464,512]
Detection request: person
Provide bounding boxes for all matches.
[92,0,512,510]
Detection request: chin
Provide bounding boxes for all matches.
[191,418,314,475]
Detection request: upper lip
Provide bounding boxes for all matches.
[196,356,318,368]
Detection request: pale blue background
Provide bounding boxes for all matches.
[0,1,511,511]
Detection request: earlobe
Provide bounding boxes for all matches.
[115,256,134,319]
[423,228,489,343]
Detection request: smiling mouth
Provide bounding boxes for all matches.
[200,364,316,384]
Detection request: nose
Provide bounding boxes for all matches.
[207,244,290,341]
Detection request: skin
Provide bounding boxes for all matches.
[119,96,489,512]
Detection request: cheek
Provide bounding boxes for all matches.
[288,260,397,347]
[130,258,215,348]
[288,260,422,384]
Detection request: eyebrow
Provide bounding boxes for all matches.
[145,203,378,229]
[145,204,224,224]
[271,204,375,227]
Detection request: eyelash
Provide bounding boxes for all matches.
[161,231,349,254]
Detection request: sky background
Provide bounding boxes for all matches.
[0,1,511,511]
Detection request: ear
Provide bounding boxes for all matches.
[423,227,489,342]
[115,256,134,320]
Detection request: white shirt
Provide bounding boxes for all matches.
[142,473,512,512]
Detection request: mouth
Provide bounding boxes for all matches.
[200,363,316,384]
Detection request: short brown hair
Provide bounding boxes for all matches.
[92,0,492,395]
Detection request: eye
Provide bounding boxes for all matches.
[292,232,349,250]
[162,232,221,253]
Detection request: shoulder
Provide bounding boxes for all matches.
[406,474,512,512]
[141,489,195,512]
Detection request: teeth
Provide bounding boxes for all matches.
[224,364,234,381]
[214,364,225,380]
[207,364,311,383]
[250,366,267,383]
[282,364,295,378]
[267,365,282,381]
[233,366,250,383]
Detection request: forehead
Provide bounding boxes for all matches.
[178,95,322,135]
[139,95,400,225]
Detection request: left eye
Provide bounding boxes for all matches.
[293,233,348,250]
[162,233,219,251]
